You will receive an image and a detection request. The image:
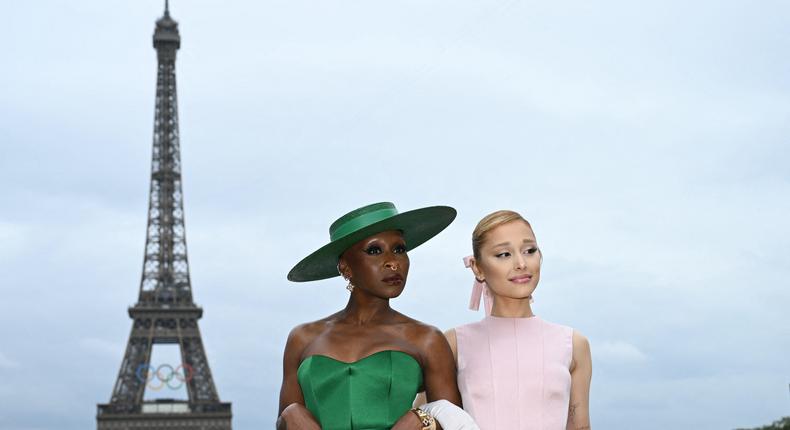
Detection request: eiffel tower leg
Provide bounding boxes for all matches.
[110,329,153,413]
[98,315,231,429]
[180,326,220,406]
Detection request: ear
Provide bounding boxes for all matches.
[337,258,351,280]
[469,256,485,283]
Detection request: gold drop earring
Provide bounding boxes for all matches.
[343,274,354,292]
[339,265,354,292]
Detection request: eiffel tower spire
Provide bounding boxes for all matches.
[141,0,189,307]
[97,3,232,428]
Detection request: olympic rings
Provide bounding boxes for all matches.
[136,362,194,391]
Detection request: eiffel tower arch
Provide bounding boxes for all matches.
[97,3,232,429]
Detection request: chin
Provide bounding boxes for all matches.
[502,288,536,301]
[392,288,407,298]
[387,289,405,299]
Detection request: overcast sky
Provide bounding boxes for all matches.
[1,1,789,429]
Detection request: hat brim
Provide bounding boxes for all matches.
[287,206,456,282]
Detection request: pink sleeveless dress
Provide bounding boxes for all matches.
[455,316,573,430]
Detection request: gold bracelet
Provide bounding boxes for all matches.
[410,407,436,430]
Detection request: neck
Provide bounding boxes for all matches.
[342,291,393,324]
[490,295,534,318]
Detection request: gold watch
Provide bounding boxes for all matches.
[410,407,436,430]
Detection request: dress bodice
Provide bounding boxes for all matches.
[297,350,423,430]
[455,316,573,430]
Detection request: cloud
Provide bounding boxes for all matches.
[0,351,19,369]
[595,340,648,364]
[79,338,124,358]
[0,221,31,260]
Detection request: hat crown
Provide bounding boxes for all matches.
[329,202,399,242]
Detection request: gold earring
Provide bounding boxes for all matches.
[343,274,354,292]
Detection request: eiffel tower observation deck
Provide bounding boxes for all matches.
[97,2,232,429]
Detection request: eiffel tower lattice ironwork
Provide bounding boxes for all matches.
[97,3,231,429]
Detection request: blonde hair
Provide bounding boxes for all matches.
[472,210,533,259]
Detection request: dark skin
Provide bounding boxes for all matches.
[277,230,461,430]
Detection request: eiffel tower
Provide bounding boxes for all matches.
[97,3,232,429]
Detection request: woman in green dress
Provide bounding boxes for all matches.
[277,202,464,430]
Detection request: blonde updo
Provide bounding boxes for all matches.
[472,210,533,259]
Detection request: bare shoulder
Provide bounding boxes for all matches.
[443,328,458,361]
[570,330,592,370]
[404,317,443,337]
[443,328,457,347]
[285,322,318,346]
[285,313,341,352]
[395,316,449,351]
[572,330,591,353]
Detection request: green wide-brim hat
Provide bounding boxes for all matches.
[287,202,457,282]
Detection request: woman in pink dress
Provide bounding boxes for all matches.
[446,210,592,430]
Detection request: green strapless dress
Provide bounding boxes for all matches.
[297,350,423,430]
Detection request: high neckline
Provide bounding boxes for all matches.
[486,314,538,320]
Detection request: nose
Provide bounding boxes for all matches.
[514,253,527,270]
[384,261,399,271]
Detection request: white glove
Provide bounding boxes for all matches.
[419,399,480,430]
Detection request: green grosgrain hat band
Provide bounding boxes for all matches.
[330,206,399,241]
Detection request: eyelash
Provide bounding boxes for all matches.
[365,245,407,255]
[495,248,538,258]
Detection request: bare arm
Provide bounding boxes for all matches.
[277,325,320,429]
[396,326,462,430]
[566,331,592,430]
[413,328,458,408]
[422,327,462,405]
[278,326,307,413]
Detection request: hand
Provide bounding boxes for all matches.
[392,409,424,430]
[277,403,320,430]
[421,400,479,430]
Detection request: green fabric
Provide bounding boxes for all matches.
[330,204,399,241]
[297,350,423,430]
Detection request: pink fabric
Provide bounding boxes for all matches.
[463,256,493,316]
[455,316,573,430]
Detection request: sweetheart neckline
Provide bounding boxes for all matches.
[298,349,420,367]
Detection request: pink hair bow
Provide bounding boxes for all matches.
[463,255,492,316]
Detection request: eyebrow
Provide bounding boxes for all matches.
[492,239,536,247]
[363,239,407,247]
